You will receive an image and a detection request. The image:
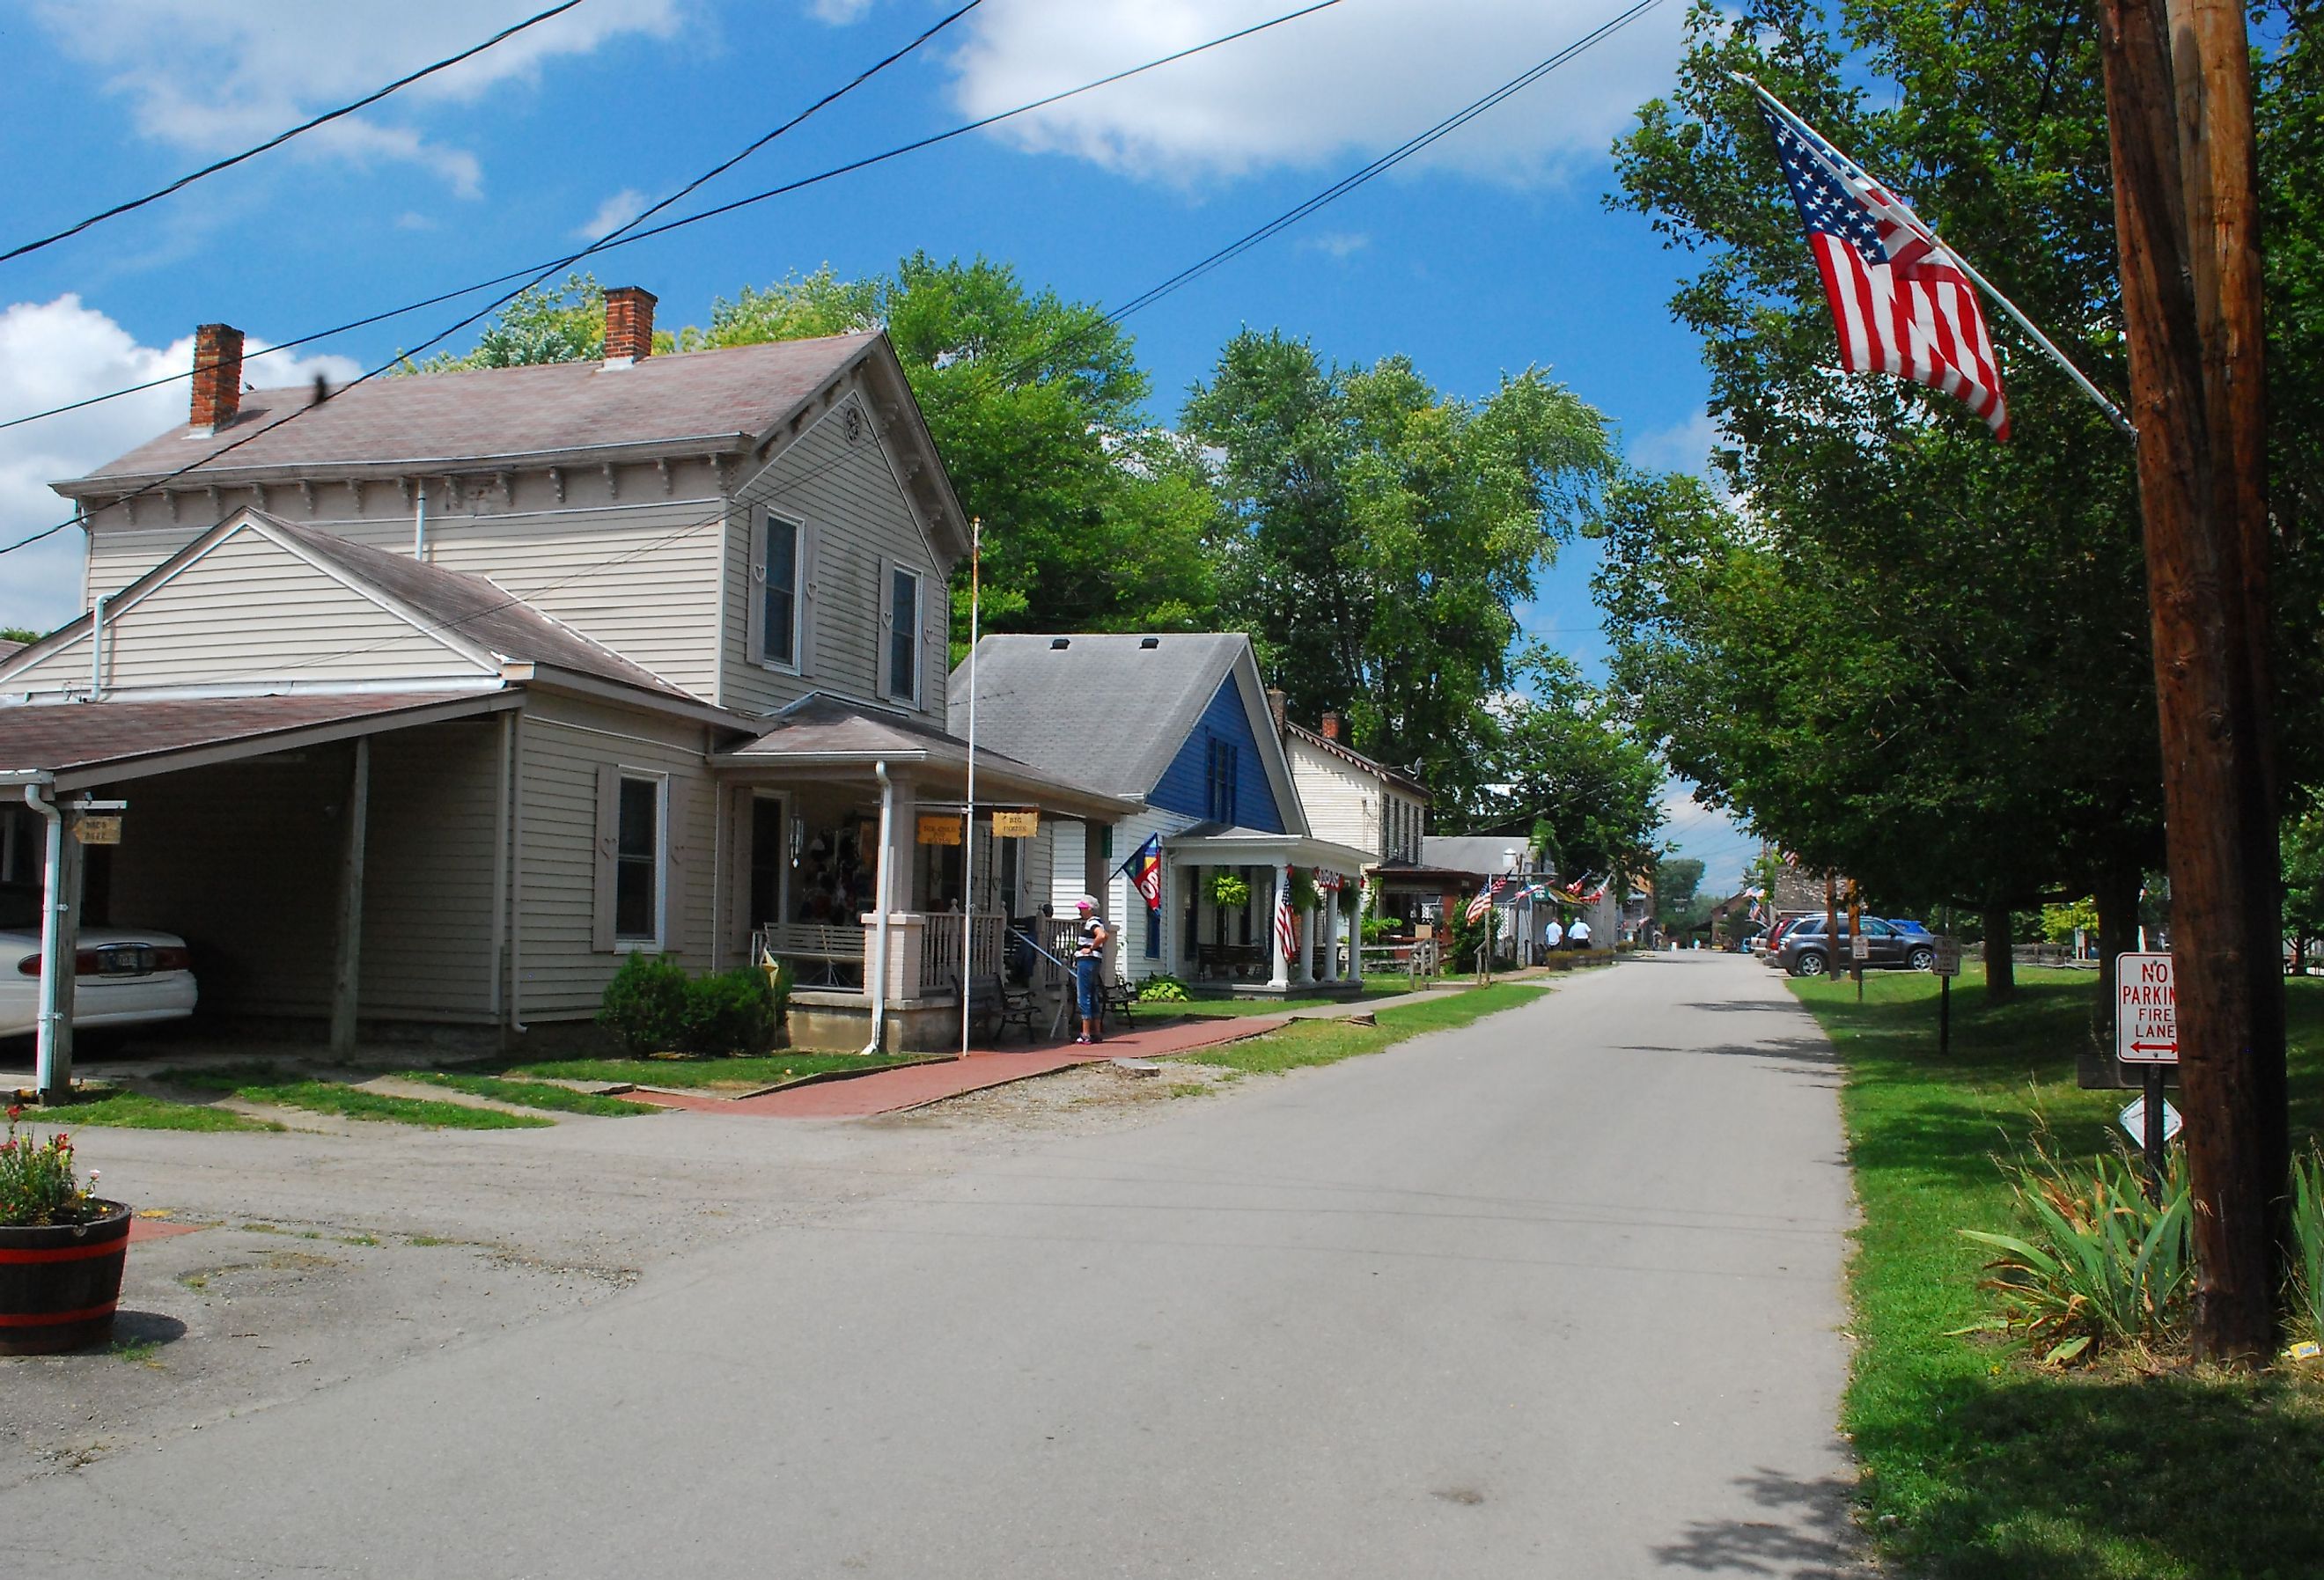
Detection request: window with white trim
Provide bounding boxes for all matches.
[614,773,665,946]
[883,563,922,705]
[754,511,803,669]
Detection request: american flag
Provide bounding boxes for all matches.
[1276,883,1300,959]
[1464,878,1504,925]
[1762,104,2009,440]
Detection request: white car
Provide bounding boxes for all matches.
[2,926,199,1040]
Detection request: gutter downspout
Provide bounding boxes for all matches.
[488,709,511,1025]
[23,784,71,1103]
[864,759,894,1055]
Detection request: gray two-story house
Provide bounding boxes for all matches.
[0,289,1127,1066]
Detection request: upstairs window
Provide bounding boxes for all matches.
[1206,738,1239,824]
[884,564,922,705]
[755,513,803,670]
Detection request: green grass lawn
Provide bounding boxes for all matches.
[500,1052,926,1090]
[1162,987,1406,1019]
[1186,981,1552,1078]
[160,1064,551,1129]
[11,1086,284,1132]
[398,1071,660,1117]
[1796,965,2324,1579]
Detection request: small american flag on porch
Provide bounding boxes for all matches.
[1276,876,1299,959]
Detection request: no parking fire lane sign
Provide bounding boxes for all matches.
[2115,952,2178,1064]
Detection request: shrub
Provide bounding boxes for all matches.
[1136,974,1192,1003]
[1361,915,1396,944]
[597,952,691,1055]
[1960,1137,2191,1366]
[2291,1147,2324,1349]
[681,966,784,1056]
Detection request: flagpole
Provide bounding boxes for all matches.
[1732,73,2137,440]
[960,517,981,1061]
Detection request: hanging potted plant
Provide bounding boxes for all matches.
[1285,867,1320,916]
[0,1107,130,1355]
[1210,871,1251,974]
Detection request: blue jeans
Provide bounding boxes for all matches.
[1074,957,1101,1019]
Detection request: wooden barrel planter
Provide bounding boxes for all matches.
[0,1201,131,1355]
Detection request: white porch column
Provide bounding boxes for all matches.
[1319,892,1341,982]
[1297,899,1316,983]
[1268,864,1291,989]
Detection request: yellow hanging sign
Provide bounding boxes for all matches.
[916,814,963,846]
[990,809,1040,839]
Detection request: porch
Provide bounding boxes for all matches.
[715,694,1135,1051]
[1158,825,1372,996]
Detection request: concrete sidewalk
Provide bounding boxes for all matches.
[626,1012,1291,1118]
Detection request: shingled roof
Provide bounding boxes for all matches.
[59,334,881,488]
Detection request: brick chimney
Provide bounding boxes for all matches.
[1320,709,1342,741]
[1266,687,1288,734]
[603,286,657,364]
[190,323,244,432]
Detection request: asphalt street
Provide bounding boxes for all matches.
[9,953,1861,1578]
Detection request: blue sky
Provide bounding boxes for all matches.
[0,0,1754,886]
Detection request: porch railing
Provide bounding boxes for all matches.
[920,911,1005,995]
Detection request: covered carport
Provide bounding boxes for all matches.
[1,689,518,1101]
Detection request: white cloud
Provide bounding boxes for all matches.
[574,187,651,240]
[944,0,1687,185]
[0,296,360,636]
[1299,230,1371,260]
[809,0,878,20]
[28,0,681,194]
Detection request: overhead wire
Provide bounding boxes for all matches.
[0,0,1350,439]
[0,0,986,562]
[8,0,1665,701]
[0,0,594,266]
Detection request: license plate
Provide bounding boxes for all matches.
[96,945,154,976]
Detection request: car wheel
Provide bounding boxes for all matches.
[1908,945,1936,972]
[1793,950,1827,978]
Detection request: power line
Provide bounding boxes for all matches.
[0,1,593,266]
[0,0,1349,439]
[8,0,1657,683]
[0,0,983,562]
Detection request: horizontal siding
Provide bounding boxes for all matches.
[1289,743,1379,857]
[100,753,344,1019]
[51,524,490,694]
[1150,678,1287,832]
[724,398,952,723]
[514,696,717,1020]
[358,718,502,1018]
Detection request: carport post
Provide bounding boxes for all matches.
[329,738,370,1060]
[25,785,79,1105]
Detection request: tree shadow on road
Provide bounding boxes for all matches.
[1651,1465,1867,1576]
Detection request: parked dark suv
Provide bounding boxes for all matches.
[1773,914,1938,976]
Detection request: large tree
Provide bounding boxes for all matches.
[1180,329,1613,812]
[1468,645,1667,883]
[1603,0,2174,993]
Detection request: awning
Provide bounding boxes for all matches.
[712,692,1136,822]
[0,688,518,792]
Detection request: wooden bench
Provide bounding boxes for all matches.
[1099,974,1136,1030]
[1196,942,1268,981]
[957,974,1039,1044]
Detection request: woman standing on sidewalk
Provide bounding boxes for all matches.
[1073,895,1109,1045]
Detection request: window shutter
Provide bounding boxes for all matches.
[798,523,820,676]
[925,577,944,713]
[592,762,619,952]
[664,781,689,956]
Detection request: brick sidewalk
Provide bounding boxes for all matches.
[623,1014,1291,1120]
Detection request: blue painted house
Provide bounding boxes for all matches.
[951,633,1370,991]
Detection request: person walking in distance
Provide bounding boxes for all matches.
[1568,915,1592,950]
[1541,915,1564,958]
[1073,894,1109,1045]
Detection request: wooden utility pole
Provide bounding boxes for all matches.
[2097,0,2285,1362]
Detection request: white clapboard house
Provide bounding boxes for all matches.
[0,288,1129,1066]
